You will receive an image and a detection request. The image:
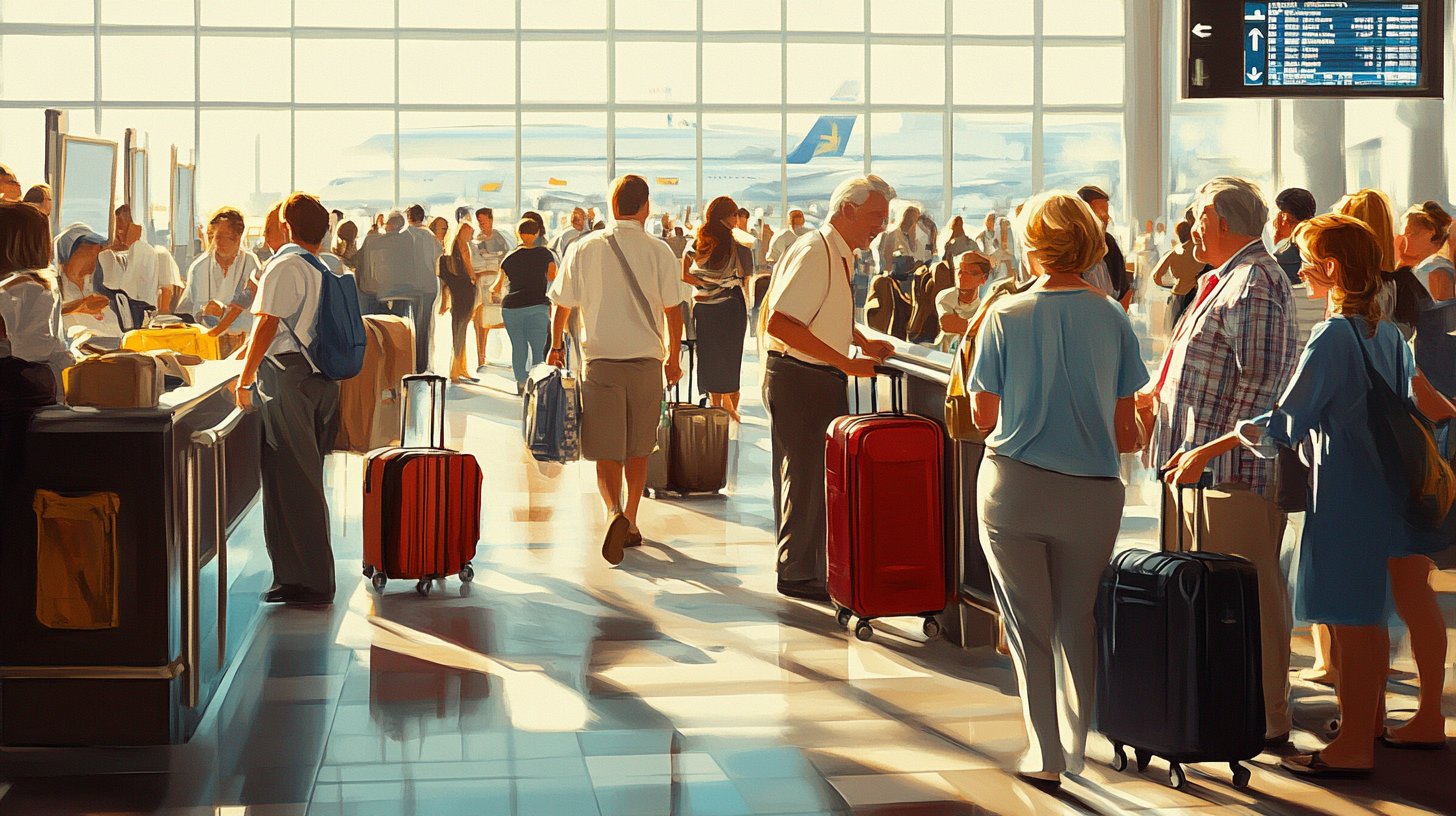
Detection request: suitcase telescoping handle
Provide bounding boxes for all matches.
[666,339,695,405]
[854,364,905,415]
[1159,466,1213,553]
[402,374,448,449]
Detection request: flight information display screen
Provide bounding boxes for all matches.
[1184,0,1441,99]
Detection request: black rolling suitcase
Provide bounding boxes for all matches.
[1095,471,1264,790]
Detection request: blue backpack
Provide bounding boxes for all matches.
[274,244,367,381]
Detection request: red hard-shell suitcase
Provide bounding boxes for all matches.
[826,367,948,641]
[363,374,483,597]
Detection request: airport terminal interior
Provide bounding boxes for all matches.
[1,0,1456,814]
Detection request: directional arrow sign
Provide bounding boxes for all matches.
[1248,28,1263,51]
[1192,23,1212,38]
[1247,68,1263,82]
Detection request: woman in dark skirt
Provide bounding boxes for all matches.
[683,196,751,421]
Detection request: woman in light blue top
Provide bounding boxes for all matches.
[1166,215,1456,778]
[963,191,1149,786]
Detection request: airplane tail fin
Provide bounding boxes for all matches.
[786,115,857,165]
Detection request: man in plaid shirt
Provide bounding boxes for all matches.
[1139,176,1300,744]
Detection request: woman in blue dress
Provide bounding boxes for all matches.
[1165,214,1456,777]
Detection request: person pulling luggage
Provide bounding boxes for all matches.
[761,175,897,602]
[545,175,686,566]
[966,191,1149,787]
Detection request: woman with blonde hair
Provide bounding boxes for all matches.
[436,219,478,383]
[1396,200,1454,300]
[966,190,1150,786]
[1166,214,1456,777]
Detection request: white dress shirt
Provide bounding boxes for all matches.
[765,224,855,367]
[766,225,812,267]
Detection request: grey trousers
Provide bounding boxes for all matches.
[978,453,1123,775]
[763,354,848,586]
[259,353,341,594]
[383,294,436,373]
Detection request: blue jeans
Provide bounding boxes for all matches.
[502,304,551,384]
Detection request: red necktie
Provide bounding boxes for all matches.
[1153,272,1221,397]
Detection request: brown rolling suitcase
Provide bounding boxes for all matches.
[648,341,731,495]
[62,352,163,408]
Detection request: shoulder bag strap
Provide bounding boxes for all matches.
[605,233,662,342]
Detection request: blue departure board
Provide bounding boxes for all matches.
[1243,2,1421,88]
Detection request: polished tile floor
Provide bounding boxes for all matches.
[1,346,1453,816]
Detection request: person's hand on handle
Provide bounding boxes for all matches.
[228,376,255,411]
[1162,446,1212,488]
[546,347,566,369]
[840,357,879,378]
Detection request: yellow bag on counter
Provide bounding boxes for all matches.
[33,490,121,630]
[121,323,221,360]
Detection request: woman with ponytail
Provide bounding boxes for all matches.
[683,195,752,420]
[1397,200,1455,300]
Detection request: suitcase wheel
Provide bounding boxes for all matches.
[1230,762,1250,788]
[416,579,432,598]
[835,607,852,628]
[854,620,874,641]
[1110,742,1128,773]
[1135,749,1152,773]
[371,571,388,591]
[1168,763,1186,789]
[459,563,475,583]
[363,562,375,579]
[921,616,941,639]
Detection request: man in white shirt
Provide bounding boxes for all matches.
[972,211,999,256]
[97,204,183,329]
[766,210,811,270]
[231,193,340,607]
[402,204,443,372]
[546,175,685,567]
[551,207,588,258]
[871,203,921,279]
[470,207,515,369]
[763,175,897,601]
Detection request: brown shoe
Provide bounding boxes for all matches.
[625,526,644,547]
[602,513,630,565]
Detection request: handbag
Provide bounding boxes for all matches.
[1273,446,1309,513]
[945,278,1034,442]
[1347,319,1455,529]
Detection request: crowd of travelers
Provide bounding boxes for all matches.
[1,153,1452,790]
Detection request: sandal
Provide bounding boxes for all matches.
[601,513,630,565]
[1280,751,1372,779]
[1378,730,1448,751]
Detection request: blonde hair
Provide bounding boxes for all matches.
[1294,213,1384,337]
[1333,189,1396,272]
[1011,191,1107,275]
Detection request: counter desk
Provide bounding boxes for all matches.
[0,360,272,746]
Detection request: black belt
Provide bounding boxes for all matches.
[767,351,847,379]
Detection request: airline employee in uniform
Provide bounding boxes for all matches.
[762,175,897,602]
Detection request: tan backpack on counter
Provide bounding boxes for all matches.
[62,351,164,409]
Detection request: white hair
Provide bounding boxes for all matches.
[1197,176,1268,238]
[829,175,897,217]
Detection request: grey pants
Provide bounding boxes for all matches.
[763,354,848,586]
[259,353,341,594]
[384,294,436,373]
[978,452,1123,775]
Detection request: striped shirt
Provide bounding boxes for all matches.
[1152,239,1299,496]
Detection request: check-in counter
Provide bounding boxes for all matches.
[0,360,269,746]
[866,333,1002,650]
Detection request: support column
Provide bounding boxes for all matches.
[1399,100,1447,207]
[1124,0,1163,237]
[1291,99,1345,211]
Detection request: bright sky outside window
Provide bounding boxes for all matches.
[294,39,394,104]
[522,41,608,103]
[871,0,945,35]
[701,43,781,104]
[787,0,862,32]
[615,0,696,31]
[1043,0,1123,36]
[200,0,291,28]
[294,0,394,28]
[953,0,1033,36]
[954,47,1034,105]
[788,44,864,105]
[522,0,606,30]
[704,0,780,31]
[1,35,93,101]
[399,40,516,105]
[0,0,92,24]
[1043,47,1124,106]
[200,37,291,103]
[399,0,515,30]
[871,45,946,106]
[617,42,696,105]
[100,0,193,26]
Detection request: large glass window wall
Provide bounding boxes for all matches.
[0,0,1125,233]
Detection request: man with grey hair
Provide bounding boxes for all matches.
[1140,175,1299,746]
[762,175,897,601]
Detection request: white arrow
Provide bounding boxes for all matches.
[1192,23,1212,38]
[1247,67,1264,82]
[1248,28,1264,51]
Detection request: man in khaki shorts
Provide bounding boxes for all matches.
[547,174,685,565]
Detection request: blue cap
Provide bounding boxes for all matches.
[54,222,106,266]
